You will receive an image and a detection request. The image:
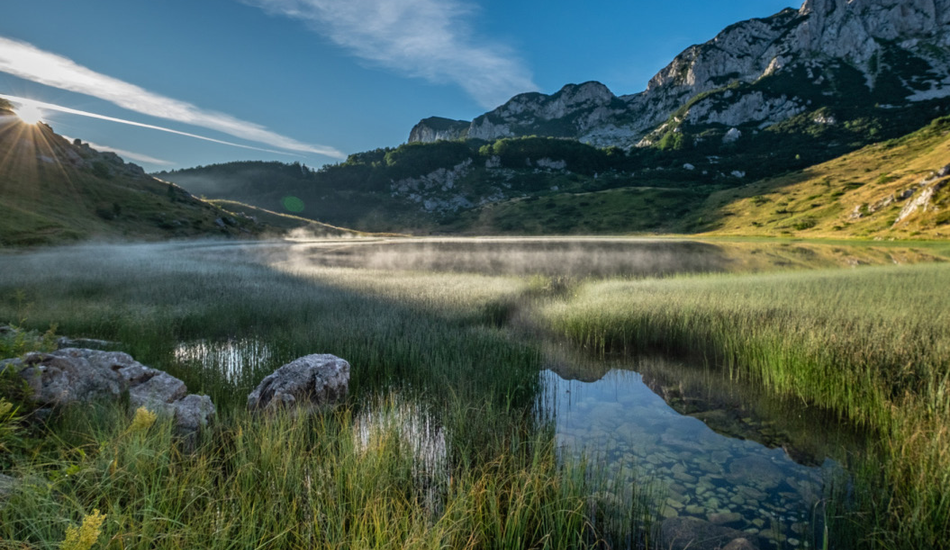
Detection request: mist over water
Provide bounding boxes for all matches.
[279,237,730,278]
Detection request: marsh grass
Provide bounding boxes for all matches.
[2,241,949,548]
[539,263,950,548]
[0,242,642,549]
[0,398,635,549]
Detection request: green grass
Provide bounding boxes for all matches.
[693,116,950,239]
[0,242,645,549]
[2,239,950,548]
[538,264,950,548]
[0,118,266,246]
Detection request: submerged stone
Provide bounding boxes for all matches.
[661,517,764,550]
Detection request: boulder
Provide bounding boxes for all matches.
[0,349,214,441]
[660,517,763,550]
[247,354,350,413]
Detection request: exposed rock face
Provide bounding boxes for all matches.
[247,354,350,413]
[409,0,950,147]
[408,117,471,142]
[0,349,215,439]
[893,164,949,225]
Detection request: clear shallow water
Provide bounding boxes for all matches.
[543,368,842,548]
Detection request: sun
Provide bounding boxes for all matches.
[14,103,44,125]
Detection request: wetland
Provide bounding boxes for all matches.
[0,237,948,549]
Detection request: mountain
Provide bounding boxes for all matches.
[410,0,950,149]
[0,99,276,246]
[161,0,950,239]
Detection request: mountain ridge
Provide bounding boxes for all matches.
[410,0,950,148]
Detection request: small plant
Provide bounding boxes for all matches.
[126,407,157,434]
[61,509,106,550]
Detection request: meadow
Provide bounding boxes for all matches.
[0,238,948,549]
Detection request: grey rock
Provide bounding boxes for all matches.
[247,354,350,413]
[10,350,128,406]
[2,348,213,442]
[661,516,763,550]
[127,371,188,410]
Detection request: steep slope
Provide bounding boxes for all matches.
[410,0,950,150]
[0,100,265,246]
[692,115,950,238]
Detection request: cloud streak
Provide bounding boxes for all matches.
[0,94,298,157]
[243,0,537,109]
[0,37,345,159]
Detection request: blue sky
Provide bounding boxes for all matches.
[0,0,794,171]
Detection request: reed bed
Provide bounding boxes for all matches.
[539,263,950,548]
[0,242,641,549]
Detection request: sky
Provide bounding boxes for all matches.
[0,0,795,172]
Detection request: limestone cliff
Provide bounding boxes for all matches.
[409,0,950,147]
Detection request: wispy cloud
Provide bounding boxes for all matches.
[243,0,537,109]
[0,37,346,159]
[59,134,174,166]
[1,94,298,157]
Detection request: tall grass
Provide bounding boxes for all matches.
[1,399,628,549]
[539,263,950,548]
[0,242,642,549]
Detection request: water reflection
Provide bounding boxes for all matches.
[543,367,847,549]
[174,338,273,382]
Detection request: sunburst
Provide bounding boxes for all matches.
[13,103,44,125]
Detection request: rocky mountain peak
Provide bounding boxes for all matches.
[409,0,950,148]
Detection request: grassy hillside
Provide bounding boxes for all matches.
[159,110,950,238]
[693,116,950,239]
[0,101,266,246]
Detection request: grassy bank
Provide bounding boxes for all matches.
[0,242,642,549]
[539,264,950,547]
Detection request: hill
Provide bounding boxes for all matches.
[0,99,272,246]
[693,115,950,239]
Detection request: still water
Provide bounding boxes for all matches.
[541,355,858,549]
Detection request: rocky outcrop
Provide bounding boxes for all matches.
[0,349,215,440]
[409,0,950,148]
[408,117,471,142]
[247,354,350,413]
[893,164,949,225]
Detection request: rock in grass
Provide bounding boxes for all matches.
[247,354,349,413]
[0,349,214,441]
